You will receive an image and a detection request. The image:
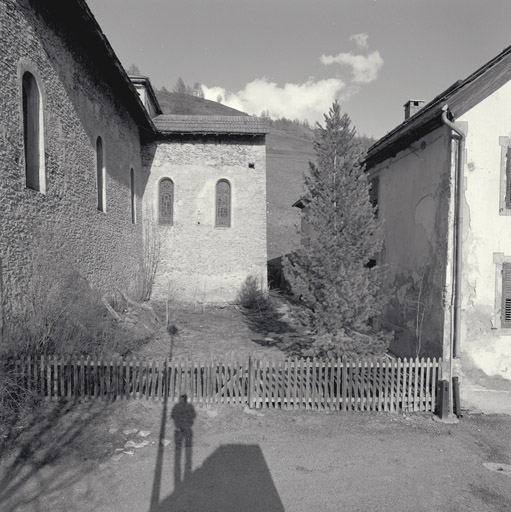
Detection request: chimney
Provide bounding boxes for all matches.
[404,99,425,120]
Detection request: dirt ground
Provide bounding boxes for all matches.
[1,297,511,511]
[135,293,310,361]
[1,400,511,512]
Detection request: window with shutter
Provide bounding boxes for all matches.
[506,147,511,210]
[502,262,511,327]
[216,179,231,227]
[159,178,174,225]
[369,177,379,218]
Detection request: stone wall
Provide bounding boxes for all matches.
[0,0,147,318]
[142,135,267,303]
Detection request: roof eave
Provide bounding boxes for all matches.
[60,1,157,135]
[366,45,511,169]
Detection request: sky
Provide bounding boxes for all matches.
[87,0,511,139]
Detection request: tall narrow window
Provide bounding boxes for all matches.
[502,263,511,327]
[159,178,174,225]
[130,168,136,224]
[22,71,45,192]
[216,179,231,227]
[96,136,106,211]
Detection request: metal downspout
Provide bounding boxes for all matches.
[441,106,465,418]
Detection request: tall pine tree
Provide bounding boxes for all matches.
[283,102,391,357]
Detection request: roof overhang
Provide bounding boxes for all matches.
[366,45,511,169]
[34,0,157,136]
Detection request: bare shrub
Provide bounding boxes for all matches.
[2,227,145,359]
[138,210,161,301]
[0,361,41,423]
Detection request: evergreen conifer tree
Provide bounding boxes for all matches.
[283,101,391,357]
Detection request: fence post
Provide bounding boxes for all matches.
[248,356,253,409]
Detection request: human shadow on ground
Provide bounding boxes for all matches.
[149,443,285,512]
[150,393,197,509]
[0,401,106,511]
[149,392,284,512]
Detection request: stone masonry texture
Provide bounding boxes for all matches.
[142,136,267,303]
[0,0,146,317]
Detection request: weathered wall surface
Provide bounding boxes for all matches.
[457,80,511,391]
[370,126,452,358]
[0,0,147,318]
[142,136,267,303]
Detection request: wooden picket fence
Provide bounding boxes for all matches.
[4,355,442,413]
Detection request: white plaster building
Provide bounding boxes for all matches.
[366,46,511,412]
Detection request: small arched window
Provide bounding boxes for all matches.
[216,179,231,227]
[22,71,45,192]
[130,168,136,224]
[159,178,174,225]
[96,136,106,211]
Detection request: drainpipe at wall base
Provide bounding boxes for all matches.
[440,105,464,423]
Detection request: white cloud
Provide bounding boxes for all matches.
[350,32,369,49]
[202,77,347,124]
[320,50,384,83]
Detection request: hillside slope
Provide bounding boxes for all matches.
[154,91,315,262]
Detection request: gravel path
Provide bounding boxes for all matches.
[1,400,511,512]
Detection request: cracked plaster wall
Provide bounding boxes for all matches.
[457,79,511,388]
[371,126,452,358]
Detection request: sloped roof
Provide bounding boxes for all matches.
[36,0,156,134]
[154,115,268,135]
[366,45,511,168]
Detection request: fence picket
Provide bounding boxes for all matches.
[431,358,437,414]
[395,358,401,413]
[408,358,414,412]
[10,354,443,416]
[413,357,419,412]
[425,358,431,411]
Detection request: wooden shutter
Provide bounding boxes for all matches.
[506,147,511,210]
[502,262,511,327]
[369,177,379,218]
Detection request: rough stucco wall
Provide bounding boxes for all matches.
[142,137,267,303]
[371,126,452,358]
[457,79,511,387]
[0,0,146,318]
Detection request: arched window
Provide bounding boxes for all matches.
[130,168,136,224]
[216,179,231,227]
[159,178,174,225]
[22,71,45,192]
[96,136,106,211]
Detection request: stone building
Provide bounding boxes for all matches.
[365,46,511,411]
[0,0,267,322]
[143,115,267,303]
